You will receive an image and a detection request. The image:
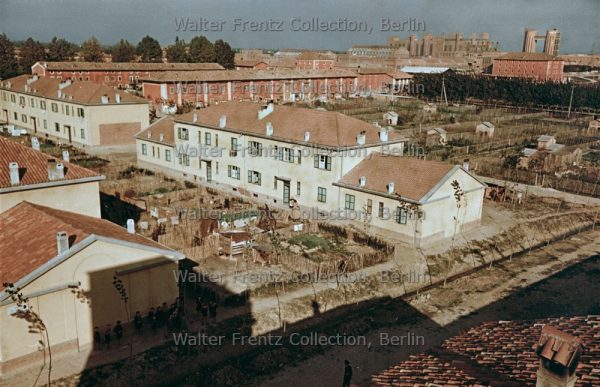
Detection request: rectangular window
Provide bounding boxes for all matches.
[40,100,46,110]
[77,108,84,118]
[366,199,372,215]
[247,170,261,185]
[141,143,147,155]
[13,112,17,120]
[43,119,47,129]
[165,149,172,162]
[177,127,189,140]
[80,128,85,139]
[344,194,355,210]
[152,146,156,157]
[183,154,190,166]
[1,92,6,101]
[215,134,218,146]
[249,141,262,156]
[19,96,25,105]
[314,154,332,170]
[297,149,302,164]
[30,98,35,108]
[228,165,240,179]
[21,114,27,123]
[297,182,301,196]
[317,187,327,203]
[278,147,294,162]
[378,202,384,218]
[205,132,211,145]
[65,105,70,116]
[51,103,58,113]
[396,207,408,224]
[230,137,238,156]
[215,161,219,174]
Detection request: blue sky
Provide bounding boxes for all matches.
[0,0,598,53]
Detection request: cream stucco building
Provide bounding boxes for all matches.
[0,75,149,147]
[0,202,185,375]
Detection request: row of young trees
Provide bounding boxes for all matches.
[414,73,600,110]
[0,33,236,79]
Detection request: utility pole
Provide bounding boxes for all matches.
[440,77,448,106]
[567,85,575,119]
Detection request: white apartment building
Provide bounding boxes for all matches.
[0,75,149,147]
[136,102,485,242]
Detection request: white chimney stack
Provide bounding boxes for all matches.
[126,219,135,234]
[115,93,121,103]
[48,160,65,180]
[57,90,63,99]
[357,131,366,145]
[100,95,109,104]
[258,103,274,120]
[56,231,69,255]
[159,133,164,141]
[219,115,227,128]
[31,137,40,151]
[379,127,388,142]
[192,113,198,123]
[9,162,20,186]
[359,176,366,187]
[463,159,470,171]
[62,150,70,162]
[265,122,273,136]
[147,131,152,139]
[387,182,395,194]
[304,131,311,142]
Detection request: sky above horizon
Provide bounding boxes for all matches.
[0,0,598,54]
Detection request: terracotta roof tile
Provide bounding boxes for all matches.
[174,102,407,148]
[0,137,103,189]
[0,202,175,290]
[36,61,224,71]
[141,68,358,82]
[135,117,176,146]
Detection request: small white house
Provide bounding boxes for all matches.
[426,127,447,146]
[383,111,399,126]
[476,121,495,137]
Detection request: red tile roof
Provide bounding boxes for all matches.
[174,102,407,148]
[0,202,174,291]
[135,117,176,146]
[141,68,358,82]
[35,61,224,71]
[1,75,148,105]
[0,137,103,190]
[496,52,563,61]
[372,315,600,386]
[337,153,456,202]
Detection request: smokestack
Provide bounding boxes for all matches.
[100,95,109,104]
[115,93,121,103]
[356,130,366,145]
[192,113,198,123]
[534,325,583,387]
[126,219,135,234]
[304,131,311,142]
[359,176,366,187]
[219,115,227,128]
[9,162,20,186]
[62,150,70,162]
[48,160,65,180]
[387,182,395,194]
[31,137,40,151]
[463,158,470,171]
[56,231,69,255]
[265,122,273,136]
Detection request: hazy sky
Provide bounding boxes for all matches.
[0,0,598,53]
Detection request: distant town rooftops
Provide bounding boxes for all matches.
[173,102,407,148]
[336,152,460,202]
[496,52,563,61]
[141,68,358,82]
[0,75,148,105]
[297,51,336,60]
[33,61,225,71]
[0,137,104,191]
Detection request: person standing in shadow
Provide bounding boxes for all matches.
[342,359,353,387]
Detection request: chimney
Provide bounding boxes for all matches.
[379,127,388,142]
[115,93,121,103]
[304,131,311,142]
[265,122,273,136]
[57,90,63,99]
[359,176,366,187]
[62,150,70,162]
[463,159,470,171]
[387,182,395,194]
[192,113,198,123]
[100,95,109,104]
[9,162,19,186]
[31,137,40,151]
[26,76,37,85]
[159,133,164,141]
[357,130,366,145]
[258,102,274,120]
[56,231,69,255]
[48,160,65,180]
[126,219,135,234]
[147,131,152,139]
[534,325,583,387]
[58,80,71,90]
[219,115,227,128]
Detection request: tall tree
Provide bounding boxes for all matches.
[188,36,215,63]
[112,39,135,62]
[81,37,104,62]
[0,34,18,79]
[214,39,235,69]
[19,38,46,72]
[47,37,76,61]
[166,36,188,63]
[136,35,162,63]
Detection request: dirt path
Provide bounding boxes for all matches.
[253,231,600,387]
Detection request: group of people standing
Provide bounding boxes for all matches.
[93,321,123,350]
